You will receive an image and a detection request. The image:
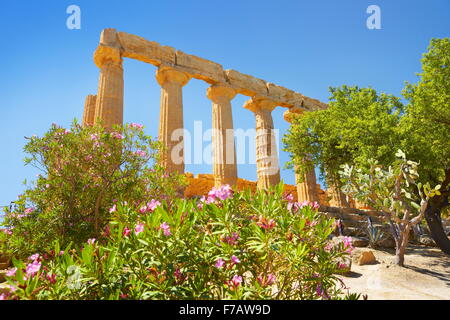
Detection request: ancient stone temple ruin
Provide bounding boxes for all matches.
[82,28,348,207]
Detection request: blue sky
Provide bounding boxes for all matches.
[0,0,449,209]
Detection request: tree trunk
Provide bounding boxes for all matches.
[424,168,450,255]
[395,225,411,267]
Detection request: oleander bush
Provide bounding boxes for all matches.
[1,121,185,258]
[2,184,357,300]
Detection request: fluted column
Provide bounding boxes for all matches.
[296,166,319,203]
[93,31,124,128]
[244,97,280,190]
[82,95,97,127]
[283,109,319,203]
[156,65,191,174]
[328,182,349,208]
[207,85,238,187]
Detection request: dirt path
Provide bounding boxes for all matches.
[341,245,450,300]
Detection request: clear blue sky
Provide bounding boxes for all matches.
[0,0,449,208]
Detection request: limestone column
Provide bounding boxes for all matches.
[328,182,349,208]
[93,45,124,128]
[207,85,238,187]
[296,166,319,203]
[82,95,97,127]
[156,65,191,174]
[283,109,319,203]
[244,97,280,190]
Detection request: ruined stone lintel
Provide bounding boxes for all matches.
[244,97,280,190]
[82,95,97,127]
[207,85,238,187]
[156,65,191,174]
[106,29,327,111]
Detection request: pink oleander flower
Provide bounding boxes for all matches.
[174,268,186,283]
[6,268,17,277]
[316,284,330,300]
[28,253,40,262]
[324,243,334,252]
[338,262,349,269]
[266,273,276,285]
[90,134,99,141]
[8,284,17,292]
[160,222,171,236]
[231,275,243,287]
[24,207,35,214]
[25,260,41,277]
[343,236,353,253]
[231,255,240,264]
[129,123,143,130]
[209,185,233,201]
[139,205,147,214]
[147,199,161,212]
[0,293,7,300]
[283,193,294,202]
[3,229,12,236]
[222,232,239,245]
[111,132,124,139]
[123,227,131,237]
[59,250,64,256]
[109,204,117,213]
[46,273,57,284]
[256,216,276,230]
[87,238,96,245]
[257,273,276,287]
[135,223,144,235]
[215,258,225,269]
[311,201,320,210]
[134,150,147,157]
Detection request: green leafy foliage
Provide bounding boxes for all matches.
[2,185,357,300]
[339,150,439,265]
[1,121,185,258]
[283,85,403,187]
[283,38,449,191]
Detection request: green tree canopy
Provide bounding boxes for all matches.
[401,38,450,185]
[283,85,404,187]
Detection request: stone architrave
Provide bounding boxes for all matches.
[207,85,238,187]
[156,65,191,174]
[244,97,280,190]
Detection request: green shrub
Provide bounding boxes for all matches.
[2,184,357,300]
[1,121,185,258]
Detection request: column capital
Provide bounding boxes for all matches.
[283,109,304,123]
[206,85,236,103]
[94,45,123,69]
[156,65,191,87]
[243,96,278,113]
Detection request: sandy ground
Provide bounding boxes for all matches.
[341,245,450,300]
